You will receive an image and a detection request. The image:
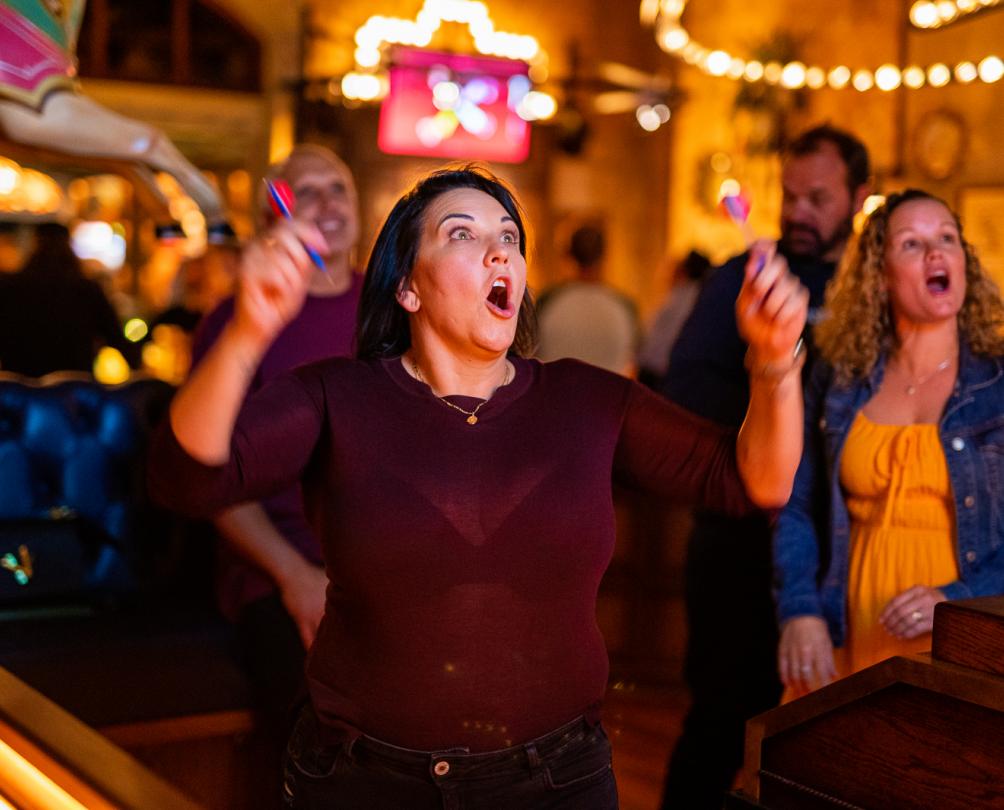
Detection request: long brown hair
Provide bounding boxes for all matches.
[815,189,1004,383]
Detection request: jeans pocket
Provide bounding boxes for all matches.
[543,725,613,790]
[285,708,344,781]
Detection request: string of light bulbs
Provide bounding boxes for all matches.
[910,0,1000,30]
[639,0,1003,90]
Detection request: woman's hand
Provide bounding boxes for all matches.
[277,561,328,650]
[736,241,808,372]
[879,585,947,639]
[231,220,324,349]
[733,241,810,506]
[778,615,836,695]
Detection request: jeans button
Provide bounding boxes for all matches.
[966,550,977,563]
[964,495,975,508]
[951,437,965,451]
[433,760,450,776]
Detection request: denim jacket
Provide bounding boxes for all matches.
[773,341,1004,647]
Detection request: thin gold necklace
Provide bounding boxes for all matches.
[900,357,952,395]
[410,357,511,425]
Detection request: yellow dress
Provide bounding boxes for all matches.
[834,411,960,677]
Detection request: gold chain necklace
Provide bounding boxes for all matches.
[901,357,952,395]
[411,357,511,425]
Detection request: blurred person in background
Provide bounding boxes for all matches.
[151,243,240,336]
[535,224,640,375]
[143,243,240,383]
[0,221,140,376]
[637,250,712,388]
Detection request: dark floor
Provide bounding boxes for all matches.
[604,684,690,810]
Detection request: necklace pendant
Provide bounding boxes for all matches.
[466,414,478,425]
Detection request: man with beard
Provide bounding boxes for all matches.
[189,144,362,758]
[658,125,871,810]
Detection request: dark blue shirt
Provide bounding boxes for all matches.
[660,251,835,427]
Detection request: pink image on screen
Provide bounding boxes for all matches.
[378,47,532,164]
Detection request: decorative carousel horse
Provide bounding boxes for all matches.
[0,0,227,229]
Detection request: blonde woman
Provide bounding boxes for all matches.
[774,188,1004,697]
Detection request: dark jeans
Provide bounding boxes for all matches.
[282,705,619,809]
[660,514,783,810]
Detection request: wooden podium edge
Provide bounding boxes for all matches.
[739,652,1004,800]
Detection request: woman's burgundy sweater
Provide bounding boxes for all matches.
[150,356,756,751]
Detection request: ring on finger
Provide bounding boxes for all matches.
[910,609,923,623]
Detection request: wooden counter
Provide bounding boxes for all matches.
[734,597,1004,809]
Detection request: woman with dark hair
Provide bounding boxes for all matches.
[151,165,807,808]
[775,189,1004,698]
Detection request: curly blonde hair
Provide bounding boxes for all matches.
[815,189,1004,383]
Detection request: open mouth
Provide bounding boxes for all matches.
[487,278,511,312]
[318,217,345,235]
[926,269,950,294]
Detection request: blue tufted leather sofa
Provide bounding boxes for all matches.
[0,374,266,809]
[0,372,178,604]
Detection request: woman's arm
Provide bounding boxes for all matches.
[773,361,836,691]
[735,243,809,507]
[214,502,327,648]
[149,363,328,518]
[170,221,322,464]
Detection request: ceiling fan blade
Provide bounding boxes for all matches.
[596,61,674,94]
[596,61,655,90]
[592,90,642,115]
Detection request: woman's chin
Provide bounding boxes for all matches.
[473,330,517,356]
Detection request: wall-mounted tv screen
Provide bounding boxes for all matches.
[378,47,532,164]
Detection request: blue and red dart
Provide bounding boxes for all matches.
[264,179,327,272]
[718,182,765,274]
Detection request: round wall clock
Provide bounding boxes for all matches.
[913,110,966,181]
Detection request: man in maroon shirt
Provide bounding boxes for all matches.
[190,144,362,740]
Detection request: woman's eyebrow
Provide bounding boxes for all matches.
[437,213,474,227]
[436,213,516,227]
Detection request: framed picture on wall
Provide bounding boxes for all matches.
[959,186,1004,291]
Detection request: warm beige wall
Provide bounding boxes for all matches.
[903,11,1004,192]
[902,10,1004,286]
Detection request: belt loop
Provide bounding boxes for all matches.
[524,740,542,771]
